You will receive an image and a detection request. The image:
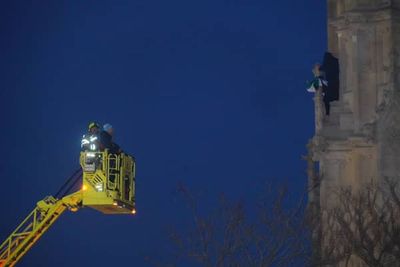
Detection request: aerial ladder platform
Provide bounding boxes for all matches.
[0,151,136,267]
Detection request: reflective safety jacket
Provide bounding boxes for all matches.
[81,133,100,151]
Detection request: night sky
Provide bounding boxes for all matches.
[0,1,326,266]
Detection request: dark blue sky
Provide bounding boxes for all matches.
[0,1,326,266]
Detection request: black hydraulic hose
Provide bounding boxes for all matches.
[61,170,83,197]
[54,168,82,199]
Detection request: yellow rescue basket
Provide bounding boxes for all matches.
[79,150,136,214]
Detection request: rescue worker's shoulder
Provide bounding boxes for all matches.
[99,130,112,149]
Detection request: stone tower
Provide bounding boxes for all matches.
[312,0,400,207]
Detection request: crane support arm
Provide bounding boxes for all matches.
[0,191,82,267]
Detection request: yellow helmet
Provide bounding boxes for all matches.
[88,122,100,130]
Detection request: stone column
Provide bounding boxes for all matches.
[314,90,324,135]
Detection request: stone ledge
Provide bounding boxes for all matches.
[330,8,400,28]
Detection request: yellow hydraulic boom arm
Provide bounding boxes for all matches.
[0,150,136,267]
[0,191,83,267]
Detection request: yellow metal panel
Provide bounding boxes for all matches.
[80,151,136,214]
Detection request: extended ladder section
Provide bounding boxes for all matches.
[0,192,82,267]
